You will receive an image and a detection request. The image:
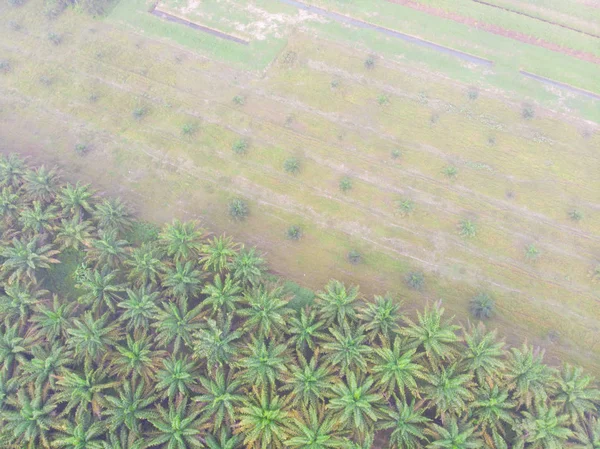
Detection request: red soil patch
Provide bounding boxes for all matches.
[387,0,600,64]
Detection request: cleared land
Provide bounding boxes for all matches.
[1,0,599,373]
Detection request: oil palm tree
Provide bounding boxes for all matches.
[0,153,26,188]
[161,260,204,300]
[358,294,403,343]
[126,243,164,287]
[288,307,327,355]
[422,363,474,421]
[402,303,460,368]
[102,429,146,449]
[200,234,239,273]
[159,219,205,263]
[30,294,77,342]
[66,311,120,366]
[152,297,203,354]
[230,247,266,286]
[426,417,482,449]
[86,229,130,269]
[380,399,430,449]
[237,387,291,449]
[280,351,335,408]
[505,344,556,408]
[315,280,360,326]
[237,336,291,389]
[327,373,384,442]
[371,336,424,399]
[552,364,600,425]
[54,367,118,419]
[146,396,205,449]
[191,316,242,369]
[572,416,600,449]
[1,236,59,285]
[195,368,244,431]
[55,216,94,251]
[0,187,19,223]
[23,165,59,202]
[19,200,59,236]
[76,266,126,313]
[285,404,346,449]
[322,321,371,376]
[109,332,165,383]
[515,403,572,449]
[205,428,242,449]
[50,411,105,449]
[155,355,199,400]
[117,286,160,332]
[470,382,514,440]
[0,319,36,374]
[57,182,94,219]
[201,273,243,317]
[0,282,46,325]
[102,379,157,435]
[238,285,293,338]
[3,384,54,449]
[93,197,133,236]
[20,342,72,389]
[461,323,506,385]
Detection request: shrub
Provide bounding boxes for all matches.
[417,91,428,104]
[330,79,340,89]
[182,123,196,136]
[339,176,352,193]
[488,136,496,146]
[390,149,401,159]
[522,104,535,120]
[347,250,362,265]
[397,199,414,216]
[287,225,302,241]
[132,107,146,120]
[232,139,248,155]
[569,209,583,221]
[233,95,245,105]
[9,21,21,31]
[48,32,62,45]
[281,51,297,65]
[229,198,249,221]
[406,271,424,290]
[283,157,300,174]
[470,292,494,319]
[377,94,389,105]
[0,60,10,74]
[459,219,477,238]
[39,75,52,86]
[74,144,89,156]
[525,244,539,260]
[467,87,479,100]
[364,55,375,69]
[443,165,458,178]
[430,113,440,125]
[89,93,98,102]
[9,0,24,6]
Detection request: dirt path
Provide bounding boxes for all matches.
[278,0,494,66]
[387,0,600,64]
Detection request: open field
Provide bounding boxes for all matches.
[1,0,599,377]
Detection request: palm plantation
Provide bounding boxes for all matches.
[0,154,598,448]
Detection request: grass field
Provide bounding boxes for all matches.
[1,0,599,372]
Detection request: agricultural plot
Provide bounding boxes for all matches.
[0,0,599,379]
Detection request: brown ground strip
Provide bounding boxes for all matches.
[387,0,600,64]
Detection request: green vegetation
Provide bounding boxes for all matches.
[232,139,248,155]
[470,292,495,319]
[569,210,583,222]
[287,225,302,241]
[406,271,425,290]
[339,176,353,193]
[228,198,249,221]
[459,219,477,238]
[390,149,401,160]
[525,244,540,261]
[347,249,362,264]
[1,138,599,449]
[397,199,415,217]
[443,166,458,179]
[283,157,301,175]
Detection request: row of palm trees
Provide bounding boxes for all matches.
[0,153,598,449]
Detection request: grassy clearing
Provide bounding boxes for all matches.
[1,0,599,372]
